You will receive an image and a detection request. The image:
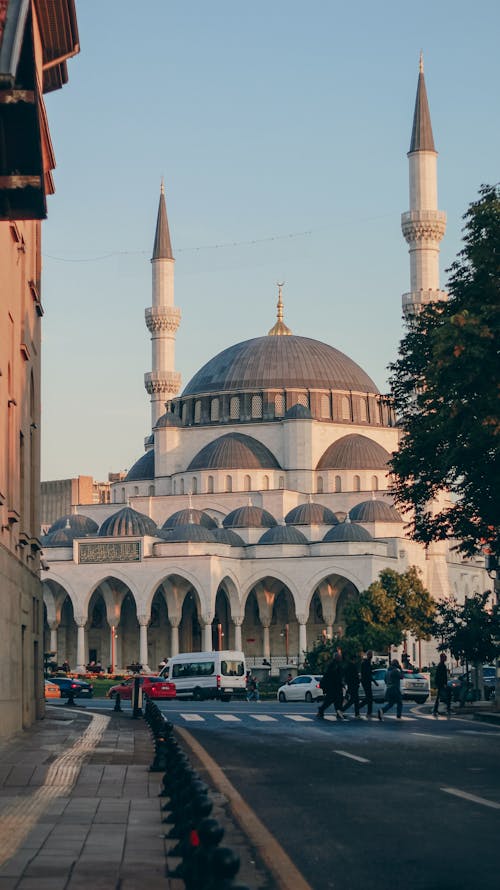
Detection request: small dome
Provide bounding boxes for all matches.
[317,434,391,470]
[212,528,245,546]
[155,412,184,428]
[48,514,98,535]
[284,404,313,420]
[124,450,154,482]
[323,522,374,543]
[333,510,347,523]
[259,525,308,545]
[285,502,338,526]
[223,505,277,529]
[145,433,154,446]
[162,509,217,530]
[99,507,158,537]
[187,433,281,471]
[42,528,75,547]
[158,524,217,544]
[349,500,402,522]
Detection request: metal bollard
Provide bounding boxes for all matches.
[113,692,122,712]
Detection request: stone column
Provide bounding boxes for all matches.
[170,616,180,656]
[297,614,308,666]
[262,623,271,662]
[138,615,150,672]
[48,621,58,660]
[232,616,243,651]
[75,617,87,673]
[201,614,214,652]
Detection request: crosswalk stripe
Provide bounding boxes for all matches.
[285,715,313,722]
[215,714,241,722]
[180,714,205,722]
[333,749,370,763]
[250,715,277,722]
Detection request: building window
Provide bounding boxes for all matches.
[275,394,285,417]
[207,476,214,494]
[279,476,285,490]
[244,475,251,491]
[113,489,117,502]
[320,394,330,419]
[317,476,324,494]
[149,485,155,496]
[297,393,308,408]
[182,403,188,424]
[133,486,139,496]
[371,475,379,491]
[192,477,198,494]
[335,475,342,492]
[210,399,219,421]
[341,396,351,420]
[263,475,269,490]
[225,475,232,493]
[194,400,201,423]
[180,479,185,494]
[121,487,125,502]
[353,475,361,492]
[360,398,368,422]
[251,395,262,418]
[230,396,240,420]
[173,480,177,494]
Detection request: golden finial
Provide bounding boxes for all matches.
[268,281,292,336]
[419,50,424,74]
[160,177,165,195]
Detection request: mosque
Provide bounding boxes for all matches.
[41,60,491,674]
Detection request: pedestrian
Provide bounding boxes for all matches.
[433,653,452,716]
[286,673,293,684]
[359,649,378,717]
[316,652,347,721]
[342,654,361,718]
[378,659,404,720]
[246,672,260,701]
[61,659,70,674]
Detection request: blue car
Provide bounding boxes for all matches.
[49,677,93,699]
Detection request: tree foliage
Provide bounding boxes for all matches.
[432,591,500,667]
[389,184,500,559]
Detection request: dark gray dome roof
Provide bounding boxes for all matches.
[223,505,277,529]
[349,500,402,522]
[259,525,309,545]
[182,335,379,396]
[317,434,391,470]
[323,522,374,543]
[284,403,313,420]
[162,509,217,530]
[187,433,281,471]
[145,433,154,446]
[124,450,154,482]
[212,528,245,546]
[48,514,98,535]
[99,507,158,537]
[155,411,184,428]
[285,502,338,526]
[42,528,75,547]
[158,524,217,544]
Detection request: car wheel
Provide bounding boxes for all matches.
[221,694,232,702]
[414,696,428,704]
[305,691,313,702]
[192,688,203,702]
[278,691,286,702]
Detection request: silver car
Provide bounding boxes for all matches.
[277,674,324,702]
[361,668,430,704]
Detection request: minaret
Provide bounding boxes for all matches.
[144,181,181,428]
[401,54,447,319]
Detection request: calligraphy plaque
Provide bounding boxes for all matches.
[78,540,141,564]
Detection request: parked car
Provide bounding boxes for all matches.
[44,679,61,699]
[277,674,324,702]
[360,668,430,704]
[107,675,176,701]
[448,666,496,703]
[50,677,93,699]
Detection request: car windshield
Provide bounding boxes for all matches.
[403,671,424,678]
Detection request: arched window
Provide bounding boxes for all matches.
[353,475,361,492]
[279,476,285,490]
[297,393,308,408]
[192,477,198,494]
[341,395,351,420]
[317,476,324,493]
[180,478,185,494]
[320,394,330,419]
[360,399,368,422]
[263,475,269,491]
[148,485,155,496]
[210,399,219,421]
[230,396,240,420]
[113,489,117,502]
[371,475,379,491]
[173,480,177,494]
[274,394,285,417]
[225,475,233,493]
[121,487,125,502]
[207,475,214,494]
[244,475,251,491]
[335,475,342,492]
[251,395,262,418]
[182,403,188,424]
[134,486,139,496]
[194,400,201,423]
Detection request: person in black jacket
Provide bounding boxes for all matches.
[433,653,451,716]
[316,652,347,721]
[359,650,378,717]
[342,654,361,718]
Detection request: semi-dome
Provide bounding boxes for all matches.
[323,522,374,543]
[259,525,309,545]
[349,500,402,522]
[182,335,379,397]
[317,434,391,470]
[99,507,158,537]
[155,411,184,428]
[284,404,313,420]
[162,509,217,530]
[124,450,154,482]
[48,514,98,535]
[212,528,245,546]
[223,505,277,529]
[187,433,281,471]
[285,502,338,526]
[158,524,217,544]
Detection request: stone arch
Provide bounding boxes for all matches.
[212,587,231,650]
[305,571,362,640]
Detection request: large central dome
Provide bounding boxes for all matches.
[182,335,379,396]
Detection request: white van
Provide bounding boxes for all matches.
[159,650,246,702]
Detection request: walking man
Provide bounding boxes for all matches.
[317,651,346,721]
[342,653,361,718]
[359,650,378,717]
[378,659,404,720]
[433,653,452,716]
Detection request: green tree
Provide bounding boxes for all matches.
[389,184,500,560]
[433,592,500,670]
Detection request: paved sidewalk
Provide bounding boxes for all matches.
[0,705,171,890]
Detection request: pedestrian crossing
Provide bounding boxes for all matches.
[176,711,419,725]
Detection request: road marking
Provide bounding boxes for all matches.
[383,715,417,721]
[333,749,370,763]
[411,732,449,739]
[285,715,313,722]
[251,714,277,722]
[215,714,241,722]
[180,713,205,722]
[458,729,499,735]
[177,726,313,890]
[441,787,500,810]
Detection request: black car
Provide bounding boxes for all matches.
[448,667,496,703]
[49,677,93,699]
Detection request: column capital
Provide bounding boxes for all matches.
[231,615,244,627]
[296,613,308,626]
[169,615,181,628]
[200,613,214,626]
[74,616,87,628]
[137,614,150,627]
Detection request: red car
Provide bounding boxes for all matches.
[107,675,176,701]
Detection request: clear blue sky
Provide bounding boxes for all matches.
[41,0,499,481]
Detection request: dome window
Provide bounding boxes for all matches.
[263,475,269,490]
[121,487,125,502]
[230,396,240,420]
[251,395,262,418]
[354,475,361,492]
[275,394,285,417]
[134,486,139,496]
[244,475,251,491]
[207,475,214,494]
[225,475,233,492]
[320,394,330,419]
[371,475,379,491]
[194,400,201,424]
[341,395,351,421]
[149,485,155,496]
[192,477,198,494]
[317,476,324,494]
[210,399,219,422]
[180,479,185,494]
[360,398,368,422]
[297,393,309,408]
[335,475,342,492]
[279,476,285,489]
[182,403,188,424]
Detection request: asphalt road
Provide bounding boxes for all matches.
[71,698,500,890]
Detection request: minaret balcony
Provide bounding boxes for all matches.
[145,306,181,334]
[401,210,447,243]
[402,289,448,313]
[145,370,182,396]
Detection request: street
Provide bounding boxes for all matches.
[77,698,500,889]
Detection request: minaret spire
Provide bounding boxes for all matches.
[268,282,292,336]
[401,56,447,319]
[144,182,181,429]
